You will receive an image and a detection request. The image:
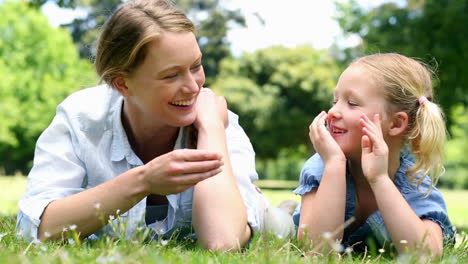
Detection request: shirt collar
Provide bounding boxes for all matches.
[110,96,141,164]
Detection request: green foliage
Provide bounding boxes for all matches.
[440,105,468,189]
[0,0,96,174]
[62,0,122,60]
[176,0,246,86]
[335,0,468,129]
[26,0,76,9]
[213,46,340,161]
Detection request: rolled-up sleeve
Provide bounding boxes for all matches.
[16,105,86,241]
[225,111,262,233]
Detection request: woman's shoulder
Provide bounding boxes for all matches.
[60,85,118,113]
[57,85,122,129]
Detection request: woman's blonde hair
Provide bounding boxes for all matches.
[352,53,446,191]
[95,0,195,86]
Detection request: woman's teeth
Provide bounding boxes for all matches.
[171,99,193,106]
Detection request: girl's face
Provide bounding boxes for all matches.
[327,65,390,160]
[123,31,205,128]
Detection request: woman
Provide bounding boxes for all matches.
[16,0,292,250]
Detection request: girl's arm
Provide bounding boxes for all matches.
[192,88,251,251]
[370,178,443,256]
[298,111,347,251]
[360,114,443,257]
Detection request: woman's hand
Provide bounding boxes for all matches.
[309,111,345,163]
[194,88,228,130]
[360,113,389,185]
[142,149,224,195]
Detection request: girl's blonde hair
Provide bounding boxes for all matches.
[95,0,195,86]
[352,53,446,190]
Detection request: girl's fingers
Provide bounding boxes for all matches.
[361,135,371,155]
[372,113,382,130]
[310,111,325,139]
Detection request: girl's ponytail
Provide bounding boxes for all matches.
[407,97,446,191]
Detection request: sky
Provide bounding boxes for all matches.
[41,0,394,56]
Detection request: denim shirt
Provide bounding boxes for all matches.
[16,85,262,241]
[292,151,455,250]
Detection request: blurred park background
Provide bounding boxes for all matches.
[1,0,466,185]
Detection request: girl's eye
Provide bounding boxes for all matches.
[348,101,359,106]
[332,100,337,105]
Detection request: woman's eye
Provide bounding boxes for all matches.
[348,101,358,106]
[191,63,202,71]
[164,73,178,79]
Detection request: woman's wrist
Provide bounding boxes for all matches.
[131,165,152,198]
[196,120,225,135]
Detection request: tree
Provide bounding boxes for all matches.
[0,0,96,174]
[335,0,468,129]
[27,0,76,8]
[176,0,245,85]
[212,46,340,160]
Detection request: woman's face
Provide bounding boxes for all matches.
[123,31,205,128]
[327,65,391,160]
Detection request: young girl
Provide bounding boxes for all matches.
[293,53,454,257]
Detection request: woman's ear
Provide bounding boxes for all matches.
[112,75,132,98]
[388,111,409,136]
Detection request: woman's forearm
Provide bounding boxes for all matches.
[192,123,250,251]
[38,166,148,241]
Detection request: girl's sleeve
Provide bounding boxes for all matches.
[293,153,325,195]
[400,177,456,244]
[291,153,325,227]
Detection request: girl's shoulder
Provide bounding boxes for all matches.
[293,153,325,195]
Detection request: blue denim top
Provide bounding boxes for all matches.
[292,149,455,250]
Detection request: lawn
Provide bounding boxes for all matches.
[0,176,466,263]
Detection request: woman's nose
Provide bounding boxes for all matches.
[182,73,200,94]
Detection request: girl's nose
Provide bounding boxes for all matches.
[328,104,342,120]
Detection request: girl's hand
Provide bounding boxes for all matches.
[309,111,345,163]
[143,149,224,195]
[360,113,389,184]
[194,88,228,130]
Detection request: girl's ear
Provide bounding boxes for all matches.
[388,111,409,136]
[112,75,132,98]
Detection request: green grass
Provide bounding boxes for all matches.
[0,176,27,216]
[1,176,467,263]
